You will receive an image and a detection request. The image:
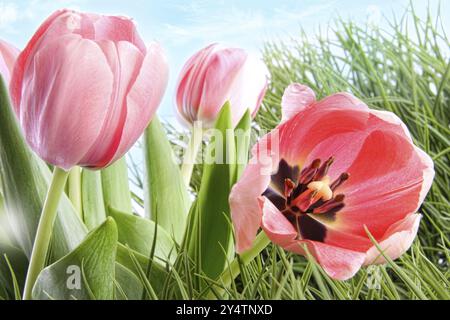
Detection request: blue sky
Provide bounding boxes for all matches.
[0,0,448,122]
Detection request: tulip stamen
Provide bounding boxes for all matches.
[265,158,351,242]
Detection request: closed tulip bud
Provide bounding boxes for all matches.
[175,43,269,128]
[10,9,169,171]
[0,39,19,85]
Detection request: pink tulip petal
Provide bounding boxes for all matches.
[278,108,370,165]
[90,15,146,53]
[281,83,316,123]
[230,160,273,253]
[79,40,144,167]
[260,197,298,247]
[277,90,370,164]
[10,10,68,110]
[0,40,19,84]
[20,35,114,170]
[227,55,269,124]
[414,146,435,204]
[285,240,366,281]
[107,42,168,165]
[197,48,247,126]
[176,44,217,124]
[364,214,422,265]
[335,130,426,239]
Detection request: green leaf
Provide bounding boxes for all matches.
[101,158,133,214]
[0,76,87,260]
[81,170,106,230]
[32,218,118,300]
[115,244,168,297]
[0,241,28,300]
[108,206,176,263]
[114,263,143,300]
[234,109,252,180]
[143,116,189,243]
[187,102,237,280]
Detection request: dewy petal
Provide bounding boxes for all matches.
[364,214,422,265]
[108,42,169,165]
[281,83,316,123]
[284,240,366,281]
[197,47,247,126]
[230,160,272,253]
[20,35,114,170]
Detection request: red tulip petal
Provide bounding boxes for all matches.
[108,42,168,164]
[281,83,316,123]
[20,35,114,170]
[230,160,273,253]
[364,214,422,265]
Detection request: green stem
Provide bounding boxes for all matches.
[181,123,203,187]
[23,167,70,300]
[208,232,271,299]
[68,166,82,218]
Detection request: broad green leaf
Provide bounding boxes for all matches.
[187,103,237,280]
[0,76,87,260]
[101,158,133,214]
[234,109,252,180]
[114,263,143,300]
[143,116,189,243]
[81,170,106,230]
[108,206,176,263]
[32,218,118,300]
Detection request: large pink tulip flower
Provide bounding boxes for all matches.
[176,43,269,128]
[0,39,19,84]
[10,9,169,170]
[230,83,434,280]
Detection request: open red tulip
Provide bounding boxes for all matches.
[10,9,169,170]
[0,39,19,85]
[230,83,434,280]
[175,43,268,128]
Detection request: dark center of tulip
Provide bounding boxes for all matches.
[262,158,349,242]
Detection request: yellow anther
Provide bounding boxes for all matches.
[307,176,333,201]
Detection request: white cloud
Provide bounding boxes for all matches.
[0,2,19,30]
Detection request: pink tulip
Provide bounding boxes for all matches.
[175,43,269,127]
[0,39,19,85]
[10,9,169,170]
[230,83,434,280]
